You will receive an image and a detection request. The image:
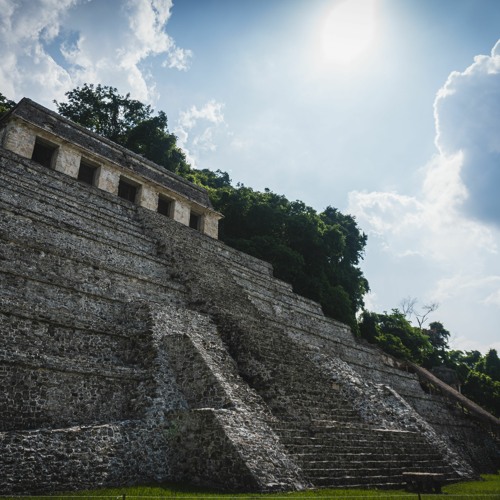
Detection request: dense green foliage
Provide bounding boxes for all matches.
[55,84,191,175]
[358,309,500,416]
[0,91,15,115]
[445,348,500,416]
[54,85,369,331]
[359,309,434,364]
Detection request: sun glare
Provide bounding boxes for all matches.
[322,0,377,64]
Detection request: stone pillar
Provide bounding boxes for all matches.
[138,185,158,211]
[95,166,120,195]
[2,122,36,159]
[174,200,190,226]
[203,214,220,239]
[54,145,80,178]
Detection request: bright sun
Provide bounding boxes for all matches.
[322,0,377,64]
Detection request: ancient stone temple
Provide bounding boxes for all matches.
[0,98,499,494]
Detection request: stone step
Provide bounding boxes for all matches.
[0,177,153,254]
[0,238,185,304]
[0,272,151,334]
[142,213,275,278]
[234,281,324,319]
[311,475,406,488]
[303,465,451,479]
[309,467,459,489]
[288,448,444,462]
[230,269,324,317]
[302,460,452,471]
[282,437,443,452]
[0,313,152,370]
[277,426,425,441]
[0,155,144,228]
[0,358,151,432]
[271,401,358,414]
[1,208,180,290]
[278,435,430,448]
[0,157,149,232]
[273,413,362,425]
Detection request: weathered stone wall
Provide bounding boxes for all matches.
[0,420,174,494]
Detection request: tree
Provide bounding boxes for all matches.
[400,296,439,330]
[0,91,15,115]
[426,321,450,351]
[422,321,451,367]
[55,84,190,174]
[476,349,500,382]
[462,369,500,417]
[358,309,432,364]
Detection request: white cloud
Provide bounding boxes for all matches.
[0,0,192,106]
[434,40,500,225]
[0,0,76,102]
[174,100,226,167]
[348,40,500,352]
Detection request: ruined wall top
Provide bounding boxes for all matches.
[0,98,223,238]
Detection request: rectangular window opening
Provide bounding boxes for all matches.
[31,138,58,169]
[118,177,139,203]
[157,195,173,217]
[78,159,98,186]
[189,211,202,231]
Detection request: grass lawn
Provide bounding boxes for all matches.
[2,474,499,499]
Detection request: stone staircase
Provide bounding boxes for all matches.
[140,208,470,490]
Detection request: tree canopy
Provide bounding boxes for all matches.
[187,169,369,331]
[359,308,500,416]
[0,91,15,115]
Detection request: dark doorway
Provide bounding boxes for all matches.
[158,195,172,217]
[78,161,97,185]
[118,178,138,203]
[31,138,58,168]
[189,212,201,230]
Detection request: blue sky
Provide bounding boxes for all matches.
[1,0,499,353]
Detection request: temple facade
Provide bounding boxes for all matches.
[0,98,222,238]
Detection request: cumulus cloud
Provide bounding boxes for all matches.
[0,0,192,105]
[434,41,500,226]
[0,0,76,102]
[350,41,500,266]
[174,100,225,167]
[350,155,497,268]
[348,41,500,351]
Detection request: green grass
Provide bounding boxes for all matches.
[2,474,499,500]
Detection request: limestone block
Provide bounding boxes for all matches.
[96,165,120,195]
[174,200,190,226]
[54,145,80,178]
[2,122,36,159]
